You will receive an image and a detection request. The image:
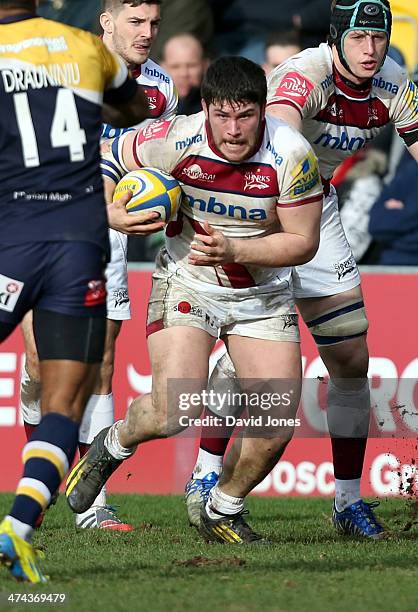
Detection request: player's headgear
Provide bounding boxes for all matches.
[329,0,392,75]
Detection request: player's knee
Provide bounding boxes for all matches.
[255,432,294,459]
[307,300,368,347]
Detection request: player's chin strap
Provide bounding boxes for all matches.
[329,0,392,78]
[305,298,368,346]
[100,133,130,184]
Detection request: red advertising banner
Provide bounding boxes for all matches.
[0,270,417,497]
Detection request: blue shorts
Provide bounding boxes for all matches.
[0,241,107,325]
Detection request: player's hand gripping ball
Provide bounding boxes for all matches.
[113,168,182,222]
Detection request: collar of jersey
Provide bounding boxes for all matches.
[333,65,372,99]
[0,12,36,24]
[205,119,266,163]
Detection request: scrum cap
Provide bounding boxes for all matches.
[329,0,392,74]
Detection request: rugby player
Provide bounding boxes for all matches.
[19,0,177,531]
[65,56,324,544]
[186,0,418,538]
[0,0,149,583]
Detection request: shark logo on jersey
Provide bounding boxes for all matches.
[244,171,271,190]
[334,256,356,280]
[112,288,129,308]
[367,107,380,127]
[282,314,298,330]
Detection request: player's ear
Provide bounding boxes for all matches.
[201,99,209,120]
[100,12,114,36]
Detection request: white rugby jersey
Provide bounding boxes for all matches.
[130,112,322,291]
[267,43,418,180]
[102,57,178,139]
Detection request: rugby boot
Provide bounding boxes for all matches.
[185,471,219,528]
[66,427,122,514]
[199,506,269,544]
[332,499,385,539]
[76,505,134,531]
[0,518,48,583]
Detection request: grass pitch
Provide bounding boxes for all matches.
[0,494,417,612]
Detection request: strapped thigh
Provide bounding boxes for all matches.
[306,299,368,346]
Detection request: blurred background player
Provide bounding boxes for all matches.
[0,0,147,583]
[186,0,418,538]
[161,33,210,115]
[261,30,302,76]
[65,56,323,544]
[19,0,176,532]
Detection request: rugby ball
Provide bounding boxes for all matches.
[113,168,182,222]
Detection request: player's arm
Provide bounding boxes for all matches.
[101,132,165,235]
[100,119,181,234]
[189,200,322,267]
[267,103,303,132]
[265,63,317,132]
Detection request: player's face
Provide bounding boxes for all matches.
[107,3,161,67]
[343,30,388,80]
[203,100,265,162]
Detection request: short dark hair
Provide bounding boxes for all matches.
[265,30,301,51]
[0,0,35,8]
[201,57,267,108]
[102,0,161,10]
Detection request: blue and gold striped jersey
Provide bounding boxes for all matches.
[0,13,137,251]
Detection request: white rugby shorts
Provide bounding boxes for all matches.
[106,229,131,320]
[146,251,300,342]
[293,186,361,298]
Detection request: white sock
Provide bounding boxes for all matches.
[205,483,244,518]
[334,478,361,511]
[104,421,136,461]
[193,448,223,479]
[77,393,115,519]
[6,515,34,542]
[75,489,107,526]
[79,393,115,446]
[19,364,41,426]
